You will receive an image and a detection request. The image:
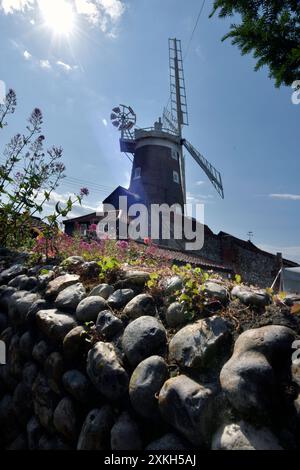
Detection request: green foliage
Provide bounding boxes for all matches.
[146,272,160,290]
[210,0,300,87]
[172,264,212,320]
[98,256,121,282]
[40,268,50,275]
[146,264,213,320]
[235,274,242,284]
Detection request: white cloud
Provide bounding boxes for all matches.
[39,59,51,69]
[1,0,34,14]
[23,49,31,60]
[75,0,98,24]
[1,0,126,35]
[195,180,205,186]
[102,118,108,126]
[56,60,72,72]
[98,0,125,21]
[269,193,300,201]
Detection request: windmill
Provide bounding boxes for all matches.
[110,38,224,218]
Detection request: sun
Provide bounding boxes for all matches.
[40,0,75,36]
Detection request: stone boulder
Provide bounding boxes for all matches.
[8,333,23,378]
[44,352,64,395]
[0,394,20,445]
[220,325,296,418]
[19,330,35,359]
[62,370,93,404]
[32,373,59,432]
[89,283,114,299]
[129,355,168,420]
[205,281,229,304]
[107,289,135,309]
[26,299,51,323]
[231,285,271,308]
[0,312,8,333]
[162,276,183,295]
[36,309,77,343]
[110,412,142,450]
[123,293,157,319]
[55,283,86,312]
[77,406,114,450]
[96,310,123,340]
[0,287,16,313]
[32,340,52,365]
[12,382,33,425]
[80,261,101,278]
[63,326,89,364]
[158,375,220,447]
[45,274,80,299]
[76,295,107,322]
[8,291,41,326]
[38,271,55,290]
[87,342,129,401]
[121,270,151,287]
[0,264,26,285]
[165,302,186,328]
[212,421,283,450]
[53,397,77,442]
[27,416,42,450]
[22,362,38,388]
[169,316,231,370]
[61,256,85,271]
[38,434,71,450]
[8,274,38,291]
[122,316,167,367]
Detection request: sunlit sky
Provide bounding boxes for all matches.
[0,0,299,262]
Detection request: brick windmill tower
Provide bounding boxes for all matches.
[106,38,224,246]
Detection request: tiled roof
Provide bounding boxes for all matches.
[138,242,233,272]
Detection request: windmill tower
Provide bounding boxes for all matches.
[110,38,224,245]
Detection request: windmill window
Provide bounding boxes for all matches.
[172,149,179,161]
[173,171,180,184]
[133,167,141,180]
[80,224,88,236]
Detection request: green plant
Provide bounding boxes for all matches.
[171,264,213,321]
[40,268,50,275]
[97,256,121,283]
[210,0,300,88]
[146,272,160,289]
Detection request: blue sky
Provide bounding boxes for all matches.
[0,0,299,262]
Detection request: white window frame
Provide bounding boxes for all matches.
[173,171,180,184]
[133,167,141,180]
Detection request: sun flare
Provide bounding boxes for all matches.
[40,0,75,36]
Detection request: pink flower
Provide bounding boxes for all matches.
[80,187,89,197]
[89,224,97,232]
[117,240,129,250]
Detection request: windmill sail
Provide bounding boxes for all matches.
[162,107,178,134]
[182,139,224,199]
[169,38,189,130]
